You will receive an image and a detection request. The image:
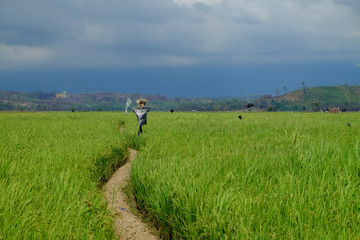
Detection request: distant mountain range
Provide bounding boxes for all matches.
[1,85,359,111]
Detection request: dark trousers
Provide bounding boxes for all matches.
[138,126,143,136]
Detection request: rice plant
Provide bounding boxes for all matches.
[0,112,135,239]
[131,112,360,239]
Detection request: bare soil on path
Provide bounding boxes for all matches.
[104,148,160,240]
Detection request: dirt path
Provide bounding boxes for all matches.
[104,148,160,240]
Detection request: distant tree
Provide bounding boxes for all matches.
[28,90,55,100]
[301,82,307,93]
[284,86,287,93]
[312,102,320,112]
[267,106,277,112]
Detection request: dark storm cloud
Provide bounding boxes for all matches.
[0,0,360,70]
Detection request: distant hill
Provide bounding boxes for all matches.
[0,90,259,111]
[1,85,359,111]
[0,91,176,111]
[270,85,360,111]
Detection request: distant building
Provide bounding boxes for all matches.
[330,107,340,113]
[56,90,68,99]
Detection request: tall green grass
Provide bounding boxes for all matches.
[131,112,360,239]
[0,112,138,239]
[2,111,359,239]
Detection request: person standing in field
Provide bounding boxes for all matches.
[132,98,150,136]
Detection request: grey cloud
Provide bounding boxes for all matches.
[334,0,360,12]
[1,0,360,70]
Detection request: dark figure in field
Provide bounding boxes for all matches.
[132,98,150,136]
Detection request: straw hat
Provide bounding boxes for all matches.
[136,98,147,108]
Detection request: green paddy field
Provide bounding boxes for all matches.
[1,111,359,239]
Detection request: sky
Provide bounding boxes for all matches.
[1,0,360,97]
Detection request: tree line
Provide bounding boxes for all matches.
[1,85,360,112]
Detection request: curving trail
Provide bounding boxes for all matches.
[104,126,159,239]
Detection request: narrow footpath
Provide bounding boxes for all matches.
[103,130,159,239]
